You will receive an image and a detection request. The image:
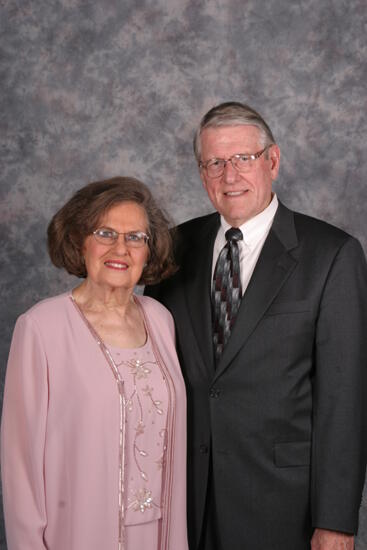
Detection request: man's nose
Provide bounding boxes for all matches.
[222,159,238,183]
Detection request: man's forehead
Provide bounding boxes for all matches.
[200,124,262,149]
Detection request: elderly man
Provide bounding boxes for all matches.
[145,102,367,550]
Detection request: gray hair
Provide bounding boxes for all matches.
[193,101,276,162]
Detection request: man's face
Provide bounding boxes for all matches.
[199,125,280,227]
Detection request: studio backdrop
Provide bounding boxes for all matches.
[1,0,366,548]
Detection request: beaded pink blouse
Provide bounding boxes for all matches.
[108,339,168,524]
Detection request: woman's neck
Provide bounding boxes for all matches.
[72,279,146,348]
[73,279,134,313]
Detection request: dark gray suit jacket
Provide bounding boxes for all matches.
[145,201,367,550]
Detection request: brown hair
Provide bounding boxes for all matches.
[47,176,176,285]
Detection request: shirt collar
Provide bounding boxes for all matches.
[220,194,279,250]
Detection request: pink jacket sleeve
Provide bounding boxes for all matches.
[1,313,49,549]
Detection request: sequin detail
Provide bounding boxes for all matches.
[109,341,168,518]
[128,488,154,513]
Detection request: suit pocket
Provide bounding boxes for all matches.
[274,440,311,468]
[265,300,310,316]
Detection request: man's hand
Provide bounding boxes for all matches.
[311,528,354,549]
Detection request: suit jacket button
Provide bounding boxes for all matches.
[210,387,221,398]
[199,444,209,454]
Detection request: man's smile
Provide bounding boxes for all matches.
[224,190,248,197]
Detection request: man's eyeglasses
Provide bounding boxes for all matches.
[93,228,149,248]
[199,145,271,178]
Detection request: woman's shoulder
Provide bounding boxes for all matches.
[20,291,72,325]
[136,294,173,323]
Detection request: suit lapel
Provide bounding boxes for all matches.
[182,213,220,374]
[214,202,299,380]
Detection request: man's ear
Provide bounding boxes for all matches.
[199,169,209,192]
[269,144,281,180]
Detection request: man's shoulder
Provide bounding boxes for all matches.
[278,201,357,247]
[168,212,219,261]
[176,211,218,236]
[294,210,356,247]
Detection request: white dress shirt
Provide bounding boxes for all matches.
[212,194,279,296]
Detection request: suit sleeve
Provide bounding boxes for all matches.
[1,314,48,549]
[311,236,367,533]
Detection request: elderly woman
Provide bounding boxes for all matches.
[1,177,188,550]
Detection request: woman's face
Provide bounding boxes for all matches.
[82,201,150,293]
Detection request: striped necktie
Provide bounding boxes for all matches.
[212,227,243,361]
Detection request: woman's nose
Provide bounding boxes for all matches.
[112,234,129,253]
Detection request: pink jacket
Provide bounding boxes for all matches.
[1,293,188,550]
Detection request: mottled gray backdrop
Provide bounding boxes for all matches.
[1,0,366,547]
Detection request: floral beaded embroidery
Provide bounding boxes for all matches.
[110,346,167,515]
[128,488,154,513]
[142,384,164,415]
[128,358,152,379]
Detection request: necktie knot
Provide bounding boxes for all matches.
[225,227,243,242]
